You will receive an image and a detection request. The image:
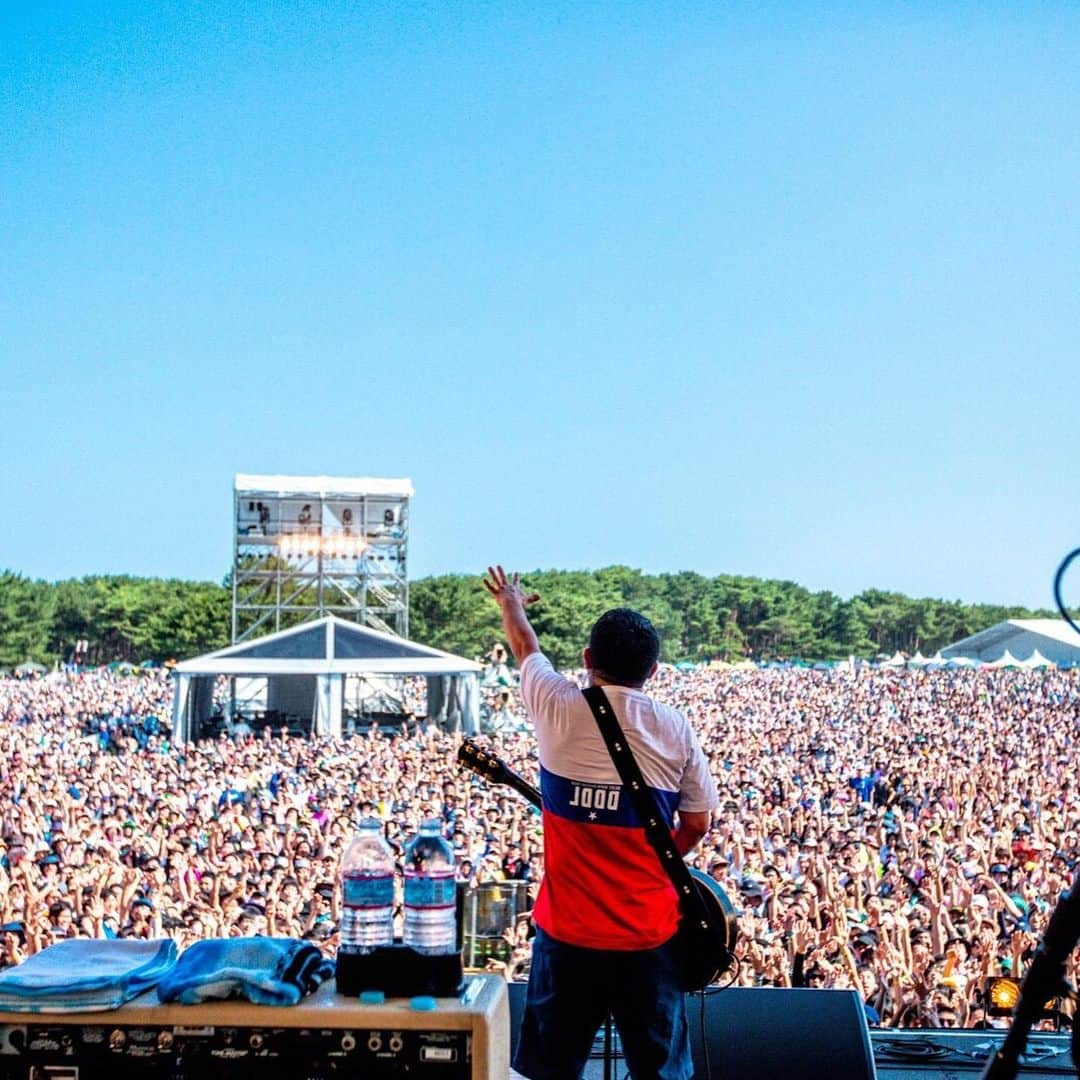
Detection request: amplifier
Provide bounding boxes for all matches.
[0,975,508,1080]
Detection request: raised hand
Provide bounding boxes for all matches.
[483,566,540,608]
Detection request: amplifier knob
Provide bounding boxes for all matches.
[367,1034,382,1052]
[109,1030,127,1050]
[340,1033,356,1051]
[158,1030,174,1051]
[388,1034,404,1053]
[250,1033,264,1050]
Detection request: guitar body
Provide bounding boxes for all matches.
[683,868,738,988]
[458,739,739,987]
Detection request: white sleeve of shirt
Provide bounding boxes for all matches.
[678,722,720,814]
[519,652,578,732]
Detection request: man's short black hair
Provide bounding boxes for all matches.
[587,608,660,687]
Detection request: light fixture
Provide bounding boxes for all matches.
[984,976,1057,1018]
[277,534,365,560]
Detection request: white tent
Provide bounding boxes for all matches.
[908,651,930,666]
[882,651,907,667]
[985,650,1020,669]
[171,616,482,743]
[1018,649,1055,669]
[941,618,1080,667]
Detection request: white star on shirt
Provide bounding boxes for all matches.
[588,812,597,821]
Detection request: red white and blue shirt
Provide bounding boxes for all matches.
[521,652,718,950]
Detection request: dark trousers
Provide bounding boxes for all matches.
[513,927,692,1080]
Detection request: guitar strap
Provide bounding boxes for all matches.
[581,685,712,940]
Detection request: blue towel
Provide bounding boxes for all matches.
[156,938,334,1005]
[0,938,178,1013]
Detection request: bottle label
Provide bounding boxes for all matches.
[404,872,456,908]
[343,871,394,908]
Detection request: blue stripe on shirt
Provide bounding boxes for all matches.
[540,765,679,828]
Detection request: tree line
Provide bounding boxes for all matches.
[0,566,1050,671]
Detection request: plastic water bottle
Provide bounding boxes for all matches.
[403,818,457,955]
[339,818,395,954]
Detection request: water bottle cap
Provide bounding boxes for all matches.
[410,995,438,1011]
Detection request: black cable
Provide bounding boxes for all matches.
[872,1037,958,1062]
[702,953,741,994]
[1053,547,1080,639]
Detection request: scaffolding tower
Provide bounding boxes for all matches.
[232,474,412,643]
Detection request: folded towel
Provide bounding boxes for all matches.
[0,938,178,1013]
[156,937,334,1006]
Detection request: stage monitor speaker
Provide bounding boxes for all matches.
[688,987,876,1080]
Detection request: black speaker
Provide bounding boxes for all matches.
[688,987,876,1080]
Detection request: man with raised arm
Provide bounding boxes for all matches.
[484,566,717,1080]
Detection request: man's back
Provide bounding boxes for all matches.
[520,652,715,950]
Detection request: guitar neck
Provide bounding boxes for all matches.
[457,741,543,810]
[499,771,542,811]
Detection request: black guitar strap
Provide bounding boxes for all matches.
[581,685,712,938]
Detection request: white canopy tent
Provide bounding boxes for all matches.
[171,616,482,743]
[1018,649,1055,669]
[941,619,1080,667]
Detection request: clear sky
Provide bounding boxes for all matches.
[2,3,1078,608]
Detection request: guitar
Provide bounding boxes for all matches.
[456,738,738,986]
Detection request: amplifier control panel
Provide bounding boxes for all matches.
[0,1021,471,1077]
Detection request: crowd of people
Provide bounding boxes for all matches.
[1,660,1078,1029]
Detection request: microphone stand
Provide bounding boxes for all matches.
[979,883,1080,1080]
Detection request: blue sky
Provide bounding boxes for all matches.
[2,3,1078,608]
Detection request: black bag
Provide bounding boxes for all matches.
[581,686,736,991]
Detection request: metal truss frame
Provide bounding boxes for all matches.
[231,482,409,642]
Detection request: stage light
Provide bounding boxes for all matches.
[986,977,1020,1015]
[985,977,1058,1018]
[277,533,365,561]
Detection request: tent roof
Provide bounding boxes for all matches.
[174,616,481,676]
[234,474,413,498]
[943,618,1080,656]
[1008,619,1080,647]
